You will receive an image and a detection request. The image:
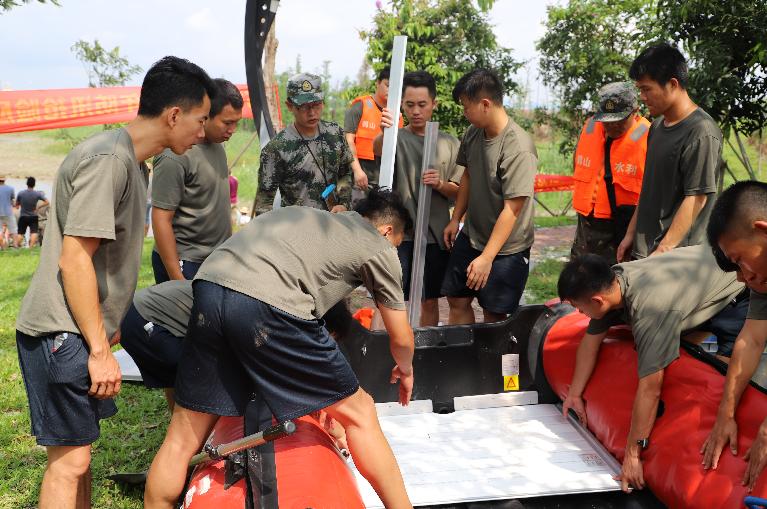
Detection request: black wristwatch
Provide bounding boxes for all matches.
[636,438,650,449]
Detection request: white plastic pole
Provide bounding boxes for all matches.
[378,36,407,190]
[407,122,439,327]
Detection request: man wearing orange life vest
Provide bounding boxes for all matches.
[344,67,402,197]
[571,82,650,265]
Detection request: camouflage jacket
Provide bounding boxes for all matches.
[254,121,353,215]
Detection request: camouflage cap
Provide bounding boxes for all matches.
[594,82,638,122]
[287,73,324,106]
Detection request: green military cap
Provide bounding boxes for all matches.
[287,73,324,106]
[594,82,638,122]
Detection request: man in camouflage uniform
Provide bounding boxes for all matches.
[254,73,353,215]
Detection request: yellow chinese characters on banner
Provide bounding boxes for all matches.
[0,85,253,134]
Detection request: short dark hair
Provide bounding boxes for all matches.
[209,78,244,118]
[629,43,689,89]
[26,176,36,188]
[377,67,391,82]
[137,56,217,117]
[558,254,616,302]
[452,68,504,106]
[707,181,767,272]
[354,187,412,233]
[403,70,437,100]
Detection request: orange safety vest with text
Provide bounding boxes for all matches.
[350,95,402,160]
[572,115,650,219]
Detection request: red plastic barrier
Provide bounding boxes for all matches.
[534,174,574,193]
[543,311,767,508]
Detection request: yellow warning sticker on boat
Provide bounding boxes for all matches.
[503,375,519,391]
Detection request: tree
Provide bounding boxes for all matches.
[71,39,142,88]
[536,0,656,155]
[656,0,767,179]
[359,0,522,135]
[0,0,58,12]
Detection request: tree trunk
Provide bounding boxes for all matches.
[262,21,281,130]
[734,129,757,180]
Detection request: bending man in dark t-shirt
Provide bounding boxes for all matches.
[558,245,746,493]
[145,189,415,509]
[617,43,723,261]
[701,182,767,490]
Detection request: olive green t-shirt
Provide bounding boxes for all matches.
[152,143,232,263]
[133,280,194,338]
[394,129,464,250]
[633,109,723,258]
[457,117,537,255]
[195,207,405,320]
[586,245,744,377]
[16,128,148,339]
[748,291,767,320]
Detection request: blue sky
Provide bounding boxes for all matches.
[0,0,554,104]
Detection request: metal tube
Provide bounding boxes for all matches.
[189,420,296,467]
[378,36,408,190]
[408,122,439,327]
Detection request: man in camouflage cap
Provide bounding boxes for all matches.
[254,73,353,215]
[570,81,650,265]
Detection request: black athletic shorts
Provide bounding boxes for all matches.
[16,330,117,446]
[702,291,750,357]
[441,232,530,315]
[17,216,39,235]
[398,241,450,301]
[151,250,202,284]
[175,281,360,420]
[120,303,185,388]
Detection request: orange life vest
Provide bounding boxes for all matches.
[350,95,402,160]
[572,115,650,219]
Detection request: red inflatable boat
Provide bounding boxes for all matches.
[177,303,767,508]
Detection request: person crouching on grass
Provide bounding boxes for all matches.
[145,188,416,509]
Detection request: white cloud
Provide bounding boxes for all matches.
[185,7,215,31]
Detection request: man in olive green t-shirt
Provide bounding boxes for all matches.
[701,181,767,490]
[558,245,747,493]
[145,190,415,509]
[15,57,216,509]
[374,70,463,326]
[618,43,723,261]
[152,78,243,283]
[442,69,537,325]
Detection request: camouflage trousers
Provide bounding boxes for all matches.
[570,213,619,265]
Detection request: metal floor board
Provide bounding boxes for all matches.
[114,348,143,382]
[353,403,620,508]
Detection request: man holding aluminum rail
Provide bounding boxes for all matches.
[374,70,463,326]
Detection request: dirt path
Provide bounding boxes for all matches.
[0,133,63,179]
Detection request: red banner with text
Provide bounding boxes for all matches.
[0,85,253,134]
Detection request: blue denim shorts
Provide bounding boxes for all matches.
[120,303,185,388]
[175,281,360,420]
[16,330,117,446]
[441,232,530,315]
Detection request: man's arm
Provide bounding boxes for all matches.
[444,168,470,249]
[620,370,664,492]
[617,206,639,262]
[702,319,767,470]
[59,235,121,399]
[465,197,526,291]
[377,305,415,406]
[650,194,708,256]
[152,207,184,280]
[345,132,368,189]
[253,146,279,216]
[562,331,608,424]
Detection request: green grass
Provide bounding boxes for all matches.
[525,258,567,304]
[0,241,169,509]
